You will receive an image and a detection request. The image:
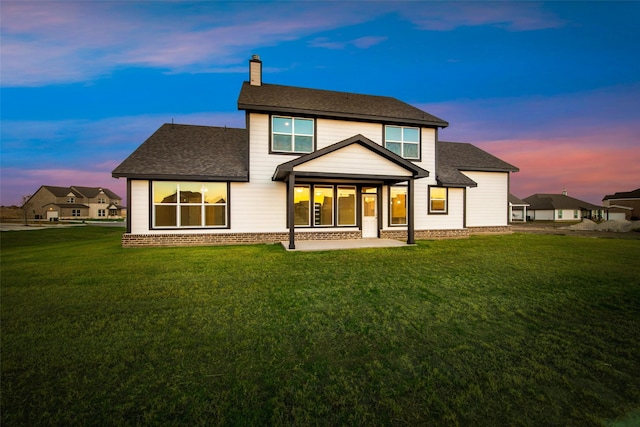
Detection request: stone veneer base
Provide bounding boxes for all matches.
[121,226,512,248]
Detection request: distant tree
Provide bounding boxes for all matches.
[20,194,33,225]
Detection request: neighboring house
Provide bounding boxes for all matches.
[112,55,519,248]
[523,190,607,222]
[508,193,529,222]
[602,188,640,220]
[24,186,124,221]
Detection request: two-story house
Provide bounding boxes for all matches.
[112,55,518,248]
[25,185,124,221]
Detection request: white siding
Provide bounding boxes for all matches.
[316,119,382,148]
[464,171,509,227]
[130,179,150,233]
[418,187,465,230]
[416,127,436,174]
[230,113,289,232]
[296,144,411,177]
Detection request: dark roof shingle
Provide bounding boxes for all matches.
[603,188,640,201]
[112,124,248,181]
[524,194,604,210]
[436,142,519,187]
[238,82,449,128]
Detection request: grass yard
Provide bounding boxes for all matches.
[1,227,639,426]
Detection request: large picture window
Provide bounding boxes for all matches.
[390,185,407,225]
[153,181,227,228]
[272,116,314,153]
[294,185,356,227]
[429,187,448,214]
[385,126,420,159]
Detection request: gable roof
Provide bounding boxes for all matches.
[112,124,248,181]
[42,185,83,198]
[272,134,429,182]
[436,142,519,187]
[603,188,640,201]
[523,194,604,210]
[238,82,449,128]
[71,186,120,199]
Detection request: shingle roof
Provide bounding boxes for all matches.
[602,188,640,201]
[71,186,121,200]
[112,124,249,181]
[238,82,449,128]
[43,185,83,198]
[436,142,519,187]
[523,194,604,210]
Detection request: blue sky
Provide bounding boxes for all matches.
[1,1,639,206]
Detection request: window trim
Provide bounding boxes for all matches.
[428,186,448,215]
[384,125,421,160]
[270,115,316,155]
[388,184,408,226]
[150,181,230,230]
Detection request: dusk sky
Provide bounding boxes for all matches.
[2,1,639,206]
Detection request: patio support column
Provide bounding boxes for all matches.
[407,178,415,244]
[287,173,296,250]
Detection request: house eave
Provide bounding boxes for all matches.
[112,173,249,182]
[238,105,449,128]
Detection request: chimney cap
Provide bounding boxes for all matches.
[251,54,261,61]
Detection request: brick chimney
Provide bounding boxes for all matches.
[249,54,262,86]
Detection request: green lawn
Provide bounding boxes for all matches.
[1,227,639,426]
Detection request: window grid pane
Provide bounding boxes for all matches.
[390,186,407,225]
[314,186,334,226]
[153,182,227,228]
[385,125,420,159]
[294,186,310,226]
[272,116,313,153]
[429,187,447,213]
[337,187,356,226]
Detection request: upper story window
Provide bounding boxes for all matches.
[272,116,314,153]
[67,197,75,203]
[385,126,420,159]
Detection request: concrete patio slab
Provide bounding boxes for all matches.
[281,238,413,252]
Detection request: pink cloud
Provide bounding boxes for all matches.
[481,138,640,204]
[1,2,388,86]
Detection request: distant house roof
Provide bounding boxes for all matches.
[43,185,83,198]
[524,194,604,211]
[509,193,529,205]
[603,188,640,201]
[238,82,449,128]
[436,142,519,187]
[112,124,249,181]
[72,186,120,200]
